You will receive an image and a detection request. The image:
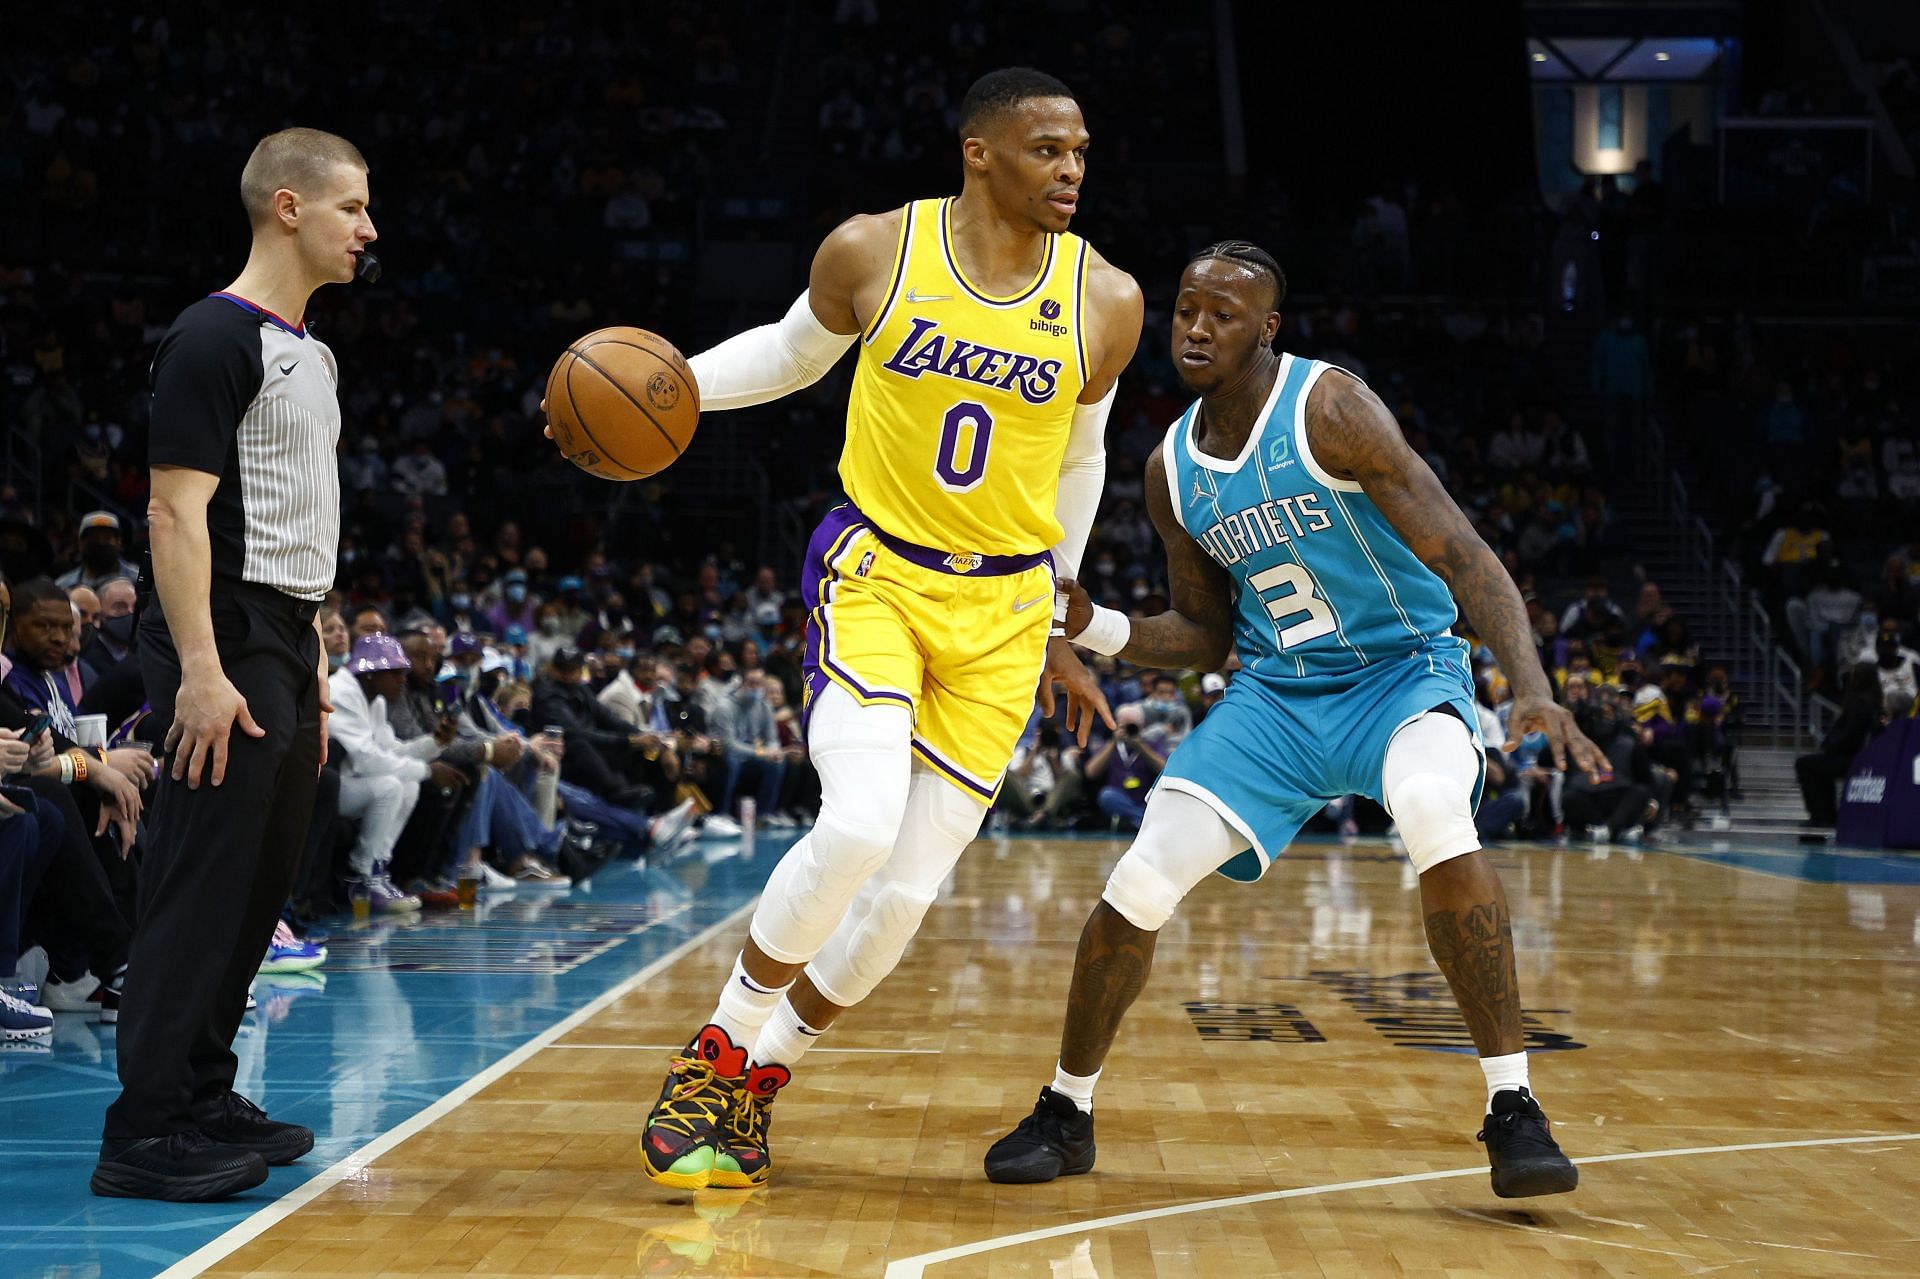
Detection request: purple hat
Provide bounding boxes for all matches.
[348,633,411,675]
[449,631,482,657]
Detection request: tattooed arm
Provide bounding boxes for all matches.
[1306,373,1602,772]
[1061,445,1235,671]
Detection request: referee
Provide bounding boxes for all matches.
[95,128,376,1201]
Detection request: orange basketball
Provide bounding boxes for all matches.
[545,326,700,481]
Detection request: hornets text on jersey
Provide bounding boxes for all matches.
[1161,353,1461,679]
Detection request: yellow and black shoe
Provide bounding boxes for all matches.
[639,1025,748,1189]
[711,1063,790,1189]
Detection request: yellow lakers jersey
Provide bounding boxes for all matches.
[842,197,1091,557]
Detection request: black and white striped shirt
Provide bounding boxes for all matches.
[148,293,342,601]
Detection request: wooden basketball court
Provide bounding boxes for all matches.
[168,836,1919,1277]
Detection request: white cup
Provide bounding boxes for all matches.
[71,714,108,749]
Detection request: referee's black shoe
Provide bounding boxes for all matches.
[194,1090,315,1165]
[91,1132,268,1201]
[984,1087,1096,1184]
[1479,1086,1578,1198]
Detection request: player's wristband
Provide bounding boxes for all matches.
[1076,605,1131,657]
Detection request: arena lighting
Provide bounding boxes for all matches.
[1532,52,1548,62]
[1655,51,1671,61]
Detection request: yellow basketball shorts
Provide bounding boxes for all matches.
[799,503,1053,802]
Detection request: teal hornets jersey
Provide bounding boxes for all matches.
[1162,354,1460,679]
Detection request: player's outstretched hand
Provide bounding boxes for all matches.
[1038,637,1116,748]
[1505,695,1605,775]
[540,397,553,440]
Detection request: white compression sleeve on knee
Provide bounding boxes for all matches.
[748,683,913,964]
[685,290,857,411]
[806,765,986,1008]
[1382,711,1484,874]
[1101,789,1249,932]
[1048,385,1115,581]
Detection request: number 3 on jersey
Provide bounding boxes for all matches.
[1247,563,1336,648]
[933,400,993,492]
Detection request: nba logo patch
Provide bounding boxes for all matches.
[856,551,875,578]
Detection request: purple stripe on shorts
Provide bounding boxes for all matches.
[911,737,997,801]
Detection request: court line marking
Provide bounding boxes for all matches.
[549,1042,940,1055]
[881,1130,1920,1278]
[154,902,755,1279]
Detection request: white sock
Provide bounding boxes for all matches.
[1479,1050,1531,1108]
[706,955,791,1052]
[1050,1062,1101,1114]
[751,997,824,1069]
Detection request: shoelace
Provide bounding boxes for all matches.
[655,1059,732,1135]
[728,1091,772,1146]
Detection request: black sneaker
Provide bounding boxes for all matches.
[1478,1087,1577,1198]
[193,1091,315,1165]
[91,1132,268,1201]
[984,1087,1096,1184]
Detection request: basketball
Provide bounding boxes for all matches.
[545,326,700,481]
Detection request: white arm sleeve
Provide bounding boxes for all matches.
[1048,384,1115,581]
[685,290,858,411]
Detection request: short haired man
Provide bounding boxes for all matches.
[96,128,376,1201]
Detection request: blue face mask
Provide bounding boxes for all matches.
[506,584,528,604]
[450,593,471,612]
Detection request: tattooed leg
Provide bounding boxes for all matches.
[1059,901,1159,1077]
[1419,851,1524,1057]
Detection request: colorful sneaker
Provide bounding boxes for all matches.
[983,1086,1096,1184]
[1479,1086,1578,1198]
[711,1063,791,1188]
[639,1025,748,1190]
[411,880,459,911]
[259,921,328,973]
[0,984,53,1041]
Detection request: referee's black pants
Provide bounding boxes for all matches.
[104,582,321,1138]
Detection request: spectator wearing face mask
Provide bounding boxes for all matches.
[1136,673,1193,749]
[79,577,139,686]
[526,602,572,672]
[710,668,783,826]
[55,511,141,594]
[487,568,536,638]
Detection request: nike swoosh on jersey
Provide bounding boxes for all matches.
[1011,593,1052,613]
[280,361,300,375]
[904,288,953,303]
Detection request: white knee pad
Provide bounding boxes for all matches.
[1382,711,1483,874]
[805,879,938,1007]
[1098,788,1249,932]
[1102,853,1186,932]
[749,684,913,964]
[805,765,987,1007]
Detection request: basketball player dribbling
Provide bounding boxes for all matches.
[631,68,1144,1190]
[985,242,1601,1198]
